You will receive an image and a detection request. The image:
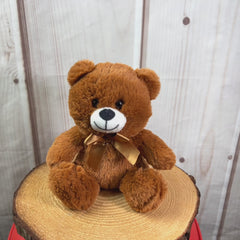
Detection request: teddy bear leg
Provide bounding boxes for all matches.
[49,162,100,210]
[120,168,167,213]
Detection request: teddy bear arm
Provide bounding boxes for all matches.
[133,129,176,170]
[46,126,84,168]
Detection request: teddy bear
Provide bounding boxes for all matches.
[46,60,176,213]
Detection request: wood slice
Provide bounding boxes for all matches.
[13,164,200,240]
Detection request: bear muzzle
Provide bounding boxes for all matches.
[90,107,126,133]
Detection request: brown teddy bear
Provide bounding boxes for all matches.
[46,60,176,213]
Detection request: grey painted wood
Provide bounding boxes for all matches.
[0,0,35,239]
[20,0,143,163]
[220,135,240,240]
[142,0,240,239]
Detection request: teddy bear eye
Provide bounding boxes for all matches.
[115,100,124,110]
[92,98,99,108]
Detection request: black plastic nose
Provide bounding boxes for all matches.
[99,109,115,121]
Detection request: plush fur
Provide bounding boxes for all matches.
[47,60,176,212]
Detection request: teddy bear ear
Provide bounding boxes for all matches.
[135,68,161,100]
[67,60,95,86]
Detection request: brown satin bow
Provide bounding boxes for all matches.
[77,133,140,171]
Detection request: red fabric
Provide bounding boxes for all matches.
[190,219,203,240]
[8,224,24,240]
[9,219,202,240]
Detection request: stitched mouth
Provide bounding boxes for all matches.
[94,121,119,131]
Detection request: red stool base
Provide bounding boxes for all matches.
[8,224,24,240]
[190,219,202,240]
[9,219,202,240]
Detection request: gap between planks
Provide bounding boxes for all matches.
[17,0,41,166]
[140,0,149,68]
[216,132,240,240]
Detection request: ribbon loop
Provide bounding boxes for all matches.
[113,134,140,165]
[83,133,140,170]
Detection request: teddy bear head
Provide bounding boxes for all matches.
[67,60,160,138]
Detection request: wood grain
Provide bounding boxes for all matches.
[13,164,199,240]
[0,0,35,239]
[142,0,240,239]
[19,0,143,163]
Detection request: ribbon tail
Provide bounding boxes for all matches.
[114,141,140,165]
[85,144,105,171]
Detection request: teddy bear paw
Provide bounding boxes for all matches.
[120,168,167,213]
[49,162,100,210]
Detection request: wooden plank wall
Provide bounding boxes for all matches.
[0,0,239,239]
[18,0,143,163]
[143,0,240,239]
[219,136,240,239]
[0,0,36,239]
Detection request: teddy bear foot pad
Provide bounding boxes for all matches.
[13,164,200,240]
